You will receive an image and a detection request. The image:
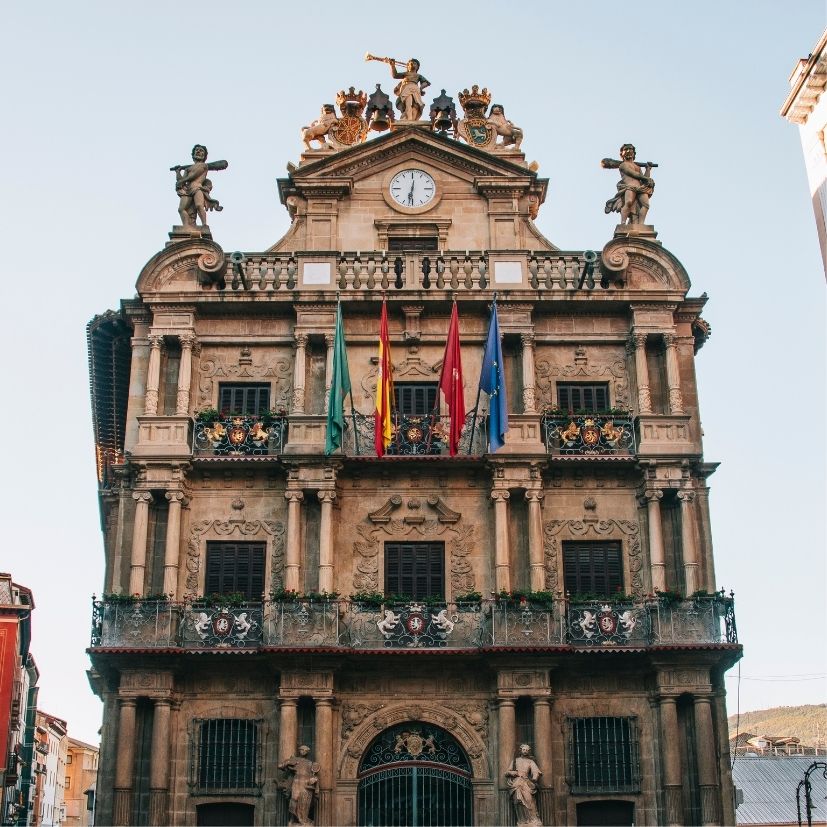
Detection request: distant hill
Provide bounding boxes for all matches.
[728,704,827,749]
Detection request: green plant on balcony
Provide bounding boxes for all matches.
[655,588,684,605]
[195,407,221,424]
[271,588,339,603]
[198,591,247,608]
[260,407,287,427]
[350,590,385,608]
[497,590,556,609]
[452,591,482,603]
[568,591,635,604]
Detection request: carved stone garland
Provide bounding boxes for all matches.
[543,518,643,597]
[353,495,475,596]
[197,348,293,409]
[186,517,285,598]
[535,345,629,409]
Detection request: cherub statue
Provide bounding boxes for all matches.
[387,57,430,121]
[505,743,543,827]
[301,105,339,151]
[171,144,228,229]
[487,104,523,150]
[601,143,658,225]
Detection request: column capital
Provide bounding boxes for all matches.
[279,697,299,708]
[497,697,516,708]
[165,491,189,506]
[491,490,511,503]
[178,332,197,349]
[645,489,664,503]
[324,333,335,348]
[152,698,173,710]
[532,697,551,709]
[148,334,164,350]
[524,489,545,503]
[631,330,648,349]
[520,332,535,347]
[677,490,696,504]
[285,491,305,504]
[317,490,337,504]
[133,491,154,504]
[662,332,677,348]
[118,697,138,708]
[294,332,309,348]
[315,697,334,708]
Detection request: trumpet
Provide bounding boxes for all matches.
[365,52,406,67]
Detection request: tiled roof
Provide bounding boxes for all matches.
[732,756,827,825]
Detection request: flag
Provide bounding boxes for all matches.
[438,301,466,456]
[325,301,352,455]
[374,300,394,456]
[478,300,508,451]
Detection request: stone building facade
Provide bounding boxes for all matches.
[87,92,741,826]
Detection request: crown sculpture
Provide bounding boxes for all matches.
[296,55,527,161]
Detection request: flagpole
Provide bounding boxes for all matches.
[468,292,497,454]
[338,294,360,456]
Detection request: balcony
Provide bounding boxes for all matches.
[193,414,287,457]
[541,411,636,457]
[344,410,487,456]
[90,593,736,651]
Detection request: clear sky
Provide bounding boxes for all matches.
[2,2,824,745]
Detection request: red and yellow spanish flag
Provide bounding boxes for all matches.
[374,300,394,456]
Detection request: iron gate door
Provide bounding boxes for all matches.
[357,723,474,827]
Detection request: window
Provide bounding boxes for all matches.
[388,237,438,252]
[563,541,623,596]
[205,542,265,600]
[394,383,438,416]
[218,383,271,416]
[194,718,261,791]
[385,542,444,599]
[569,717,640,793]
[557,383,609,412]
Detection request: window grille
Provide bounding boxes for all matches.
[385,542,445,599]
[205,542,265,600]
[218,383,271,416]
[557,383,610,412]
[191,718,262,793]
[563,541,623,596]
[568,717,640,793]
[394,383,438,416]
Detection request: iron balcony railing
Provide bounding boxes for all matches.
[90,594,736,651]
[541,412,636,456]
[193,415,287,457]
[344,409,487,456]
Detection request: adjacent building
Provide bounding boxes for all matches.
[781,27,827,275]
[87,75,741,826]
[64,739,98,827]
[32,713,67,827]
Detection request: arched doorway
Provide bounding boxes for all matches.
[357,722,474,827]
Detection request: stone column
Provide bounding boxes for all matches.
[678,490,699,594]
[659,696,683,826]
[284,491,304,592]
[163,492,187,598]
[323,333,335,416]
[175,333,196,416]
[144,335,164,416]
[497,699,516,790]
[128,492,153,596]
[113,698,137,826]
[317,491,337,594]
[491,491,511,593]
[694,696,721,825]
[645,490,666,592]
[663,333,685,414]
[520,333,537,414]
[629,332,652,414]
[315,698,334,826]
[525,490,545,592]
[292,333,308,414]
[532,698,553,790]
[148,699,172,826]
[278,699,298,765]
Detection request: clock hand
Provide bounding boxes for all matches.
[408,176,415,205]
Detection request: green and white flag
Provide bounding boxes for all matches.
[325,301,352,455]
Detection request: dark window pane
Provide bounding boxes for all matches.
[218,384,271,416]
[205,542,265,599]
[388,237,438,252]
[197,719,259,790]
[394,383,438,416]
[384,542,444,599]
[570,717,639,793]
[557,383,609,412]
[563,541,623,596]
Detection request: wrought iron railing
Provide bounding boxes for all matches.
[542,412,636,456]
[343,409,487,456]
[207,250,596,294]
[89,594,737,650]
[193,415,287,456]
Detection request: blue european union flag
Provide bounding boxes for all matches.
[478,301,508,451]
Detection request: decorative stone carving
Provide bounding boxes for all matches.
[385,57,430,121]
[197,350,292,409]
[543,518,643,597]
[279,746,319,827]
[186,517,285,597]
[601,144,657,226]
[457,85,494,150]
[505,744,543,827]
[452,703,489,738]
[170,144,227,230]
[487,104,523,151]
[353,498,475,594]
[330,88,369,149]
[535,346,629,409]
[301,105,339,151]
[341,702,385,739]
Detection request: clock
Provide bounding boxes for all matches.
[389,169,436,208]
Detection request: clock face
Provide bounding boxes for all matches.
[389,169,436,208]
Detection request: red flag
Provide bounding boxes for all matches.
[374,300,394,456]
[438,301,466,456]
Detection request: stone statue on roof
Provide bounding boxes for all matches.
[170,144,227,230]
[601,144,657,225]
